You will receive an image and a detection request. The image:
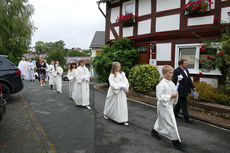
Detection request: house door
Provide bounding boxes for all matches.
[134,44,150,64]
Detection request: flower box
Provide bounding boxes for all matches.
[183,0,212,16]
[116,14,136,26]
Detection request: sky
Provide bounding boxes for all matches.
[29,0,106,49]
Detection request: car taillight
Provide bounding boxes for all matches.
[0,85,2,98]
[16,69,21,75]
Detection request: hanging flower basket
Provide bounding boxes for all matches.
[116,14,136,26]
[183,0,212,15]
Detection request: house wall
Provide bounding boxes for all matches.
[104,0,230,87]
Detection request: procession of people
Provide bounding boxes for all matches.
[18,56,196,151]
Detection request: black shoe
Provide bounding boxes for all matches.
[151,129,161,140]
[185,118,193,124]
[172,140,186,151]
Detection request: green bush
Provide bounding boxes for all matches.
[188,82,230,106]
[92,38,138,83]
[129,64,160,93]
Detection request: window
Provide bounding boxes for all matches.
[175,44,221,75]
[123,0,135,15]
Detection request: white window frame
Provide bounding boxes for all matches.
[122,0,135,15]
[175,44,222,76]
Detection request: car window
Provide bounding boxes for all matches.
[0,60,3,66]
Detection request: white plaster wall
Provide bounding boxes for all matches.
[123,27,134,37]
[138,19,151,35]
[110,30,115,40]
[138,0,151,16]
[221,7,230,24]
[157,66,164,77]
[110,6,120,23]
[156,43,172,61]
[156,14,180,32]
[188,15,214,26]
[156,0,180,12]
[200,78,218,88]
[109,26,119,40]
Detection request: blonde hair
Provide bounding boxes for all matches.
[162,65,174,74]
[111,62,122,77]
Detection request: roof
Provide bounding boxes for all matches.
[89,31,105,48]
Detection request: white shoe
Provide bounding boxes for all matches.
[104,114,108,120]
[86,106,91,110]
[123,122,129,126]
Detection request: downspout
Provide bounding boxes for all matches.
[96,0,107,18]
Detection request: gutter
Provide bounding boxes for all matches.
[96,0,107,18]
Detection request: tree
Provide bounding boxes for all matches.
[0,0,35,65]
[35,41,45,54]
[92,38,138,83]
[46,48,65,67]
[68,50,90,57]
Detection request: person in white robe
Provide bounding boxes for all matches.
[44,60,49,82]
[47,60,55,90]
[27,59,35,81]
[151,65,186,150]
[73,60,91,109]
[103,62,129,126]
[18,57,28,80]
[52,61,63,93]
[67,61,77,100]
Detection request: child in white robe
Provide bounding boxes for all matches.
[73,60,91,109]
[151,65,186,150]
[27,59,35,81]
[103,62,129,126]
[52,61,63,93]
[48,61,55,90]
[67,61,77,100]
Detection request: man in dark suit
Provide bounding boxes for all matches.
[173,59,196,123]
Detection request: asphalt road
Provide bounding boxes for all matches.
[0,80,230,153]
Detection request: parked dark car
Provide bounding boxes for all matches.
[0,85,6,121]
[0,55,23,101]
[62,74,69,81]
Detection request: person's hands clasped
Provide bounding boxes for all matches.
[171,93,178,98]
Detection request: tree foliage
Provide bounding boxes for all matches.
[68,50,90,57]
[0,0,35,64]
[92,38,138,83]
[35,40,65,54]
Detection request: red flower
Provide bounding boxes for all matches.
[207,56,211,60]
[200,45,206,52]
[198,72,203,76]
[218,51,223,57]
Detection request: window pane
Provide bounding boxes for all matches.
[179,48,196,69]
[125,4,133,15]
[199,48,217,69]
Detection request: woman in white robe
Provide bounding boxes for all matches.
[52,61,63,93]
[103,62,129,126]
[47,61,55,90]
[73,60,91,109]
[27,59,35,81]
[67,62,77,100]
[18,57,28,80]
[151,65,186,150]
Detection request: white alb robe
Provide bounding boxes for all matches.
[18,60,28,79]
[154,78,181,142]
[47,64,55,86]
[27,62,35,80]
[73,66,90,106]
[52,66,63,92]
[67,69,77,99]
[103,72,129,123]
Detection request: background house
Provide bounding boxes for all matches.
[89,31,105,77]
[98,0,230,88]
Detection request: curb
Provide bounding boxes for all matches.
[93,85,230,131]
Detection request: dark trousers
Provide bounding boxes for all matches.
[174,96,190,120]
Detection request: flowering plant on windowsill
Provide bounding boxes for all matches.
[183,0,212,15]
[116,14,136,26]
